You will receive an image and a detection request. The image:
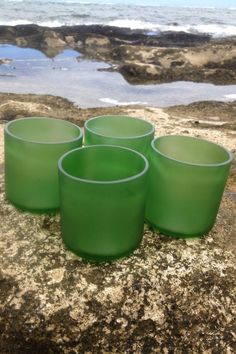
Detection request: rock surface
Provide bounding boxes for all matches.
[0,94,235,353]
[0,93,131,124]
[0,24,235,84]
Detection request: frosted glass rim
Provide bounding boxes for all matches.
[85,115,155,140]
[5,117,83,145]
[58,145,149,184]
[151,135,233,167]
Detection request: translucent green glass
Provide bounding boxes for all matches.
[145,135,233,237]
[4,117,83,213]
[84,115,155,156]
[58,145,148,262]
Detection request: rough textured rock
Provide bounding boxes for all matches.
[85,34,111,47]
[0,24,235,84]
[15,36,28,47]
[0,93,131,124]
[117,43,236,84]
[64,35,76,47]
[0,94,235,353]
[166,101,236,128]
[42,30,66,49]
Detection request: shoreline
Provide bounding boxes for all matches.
[0,92,235,144]
[1,44,235,108]
[0,24,236,85]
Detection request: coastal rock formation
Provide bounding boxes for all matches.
[0,24,235,84]
[115,42,236,84]
[0,93,235,353]
[85,34,111,47]
[42,30,66,49]
[0,93,131,124]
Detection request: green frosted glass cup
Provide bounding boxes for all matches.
[58,145,148,262]
[84,115,155,156]
[145,135,233,238]
[4,117,83,213]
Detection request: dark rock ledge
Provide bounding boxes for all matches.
[0,24,236,85]
[0,94,235,353]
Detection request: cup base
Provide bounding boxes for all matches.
[63,242,141,263]
[6,198,59,215]
[145,219,209,239]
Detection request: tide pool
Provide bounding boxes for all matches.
[0,45,235,108]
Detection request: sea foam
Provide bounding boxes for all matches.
[99,98,147,105]
[1,1,236,38]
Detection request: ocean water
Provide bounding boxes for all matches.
[1,0,236,37]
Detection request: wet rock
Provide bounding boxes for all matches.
[120,62,161,83]
[14,24,41,38]
[150,30,211,47]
